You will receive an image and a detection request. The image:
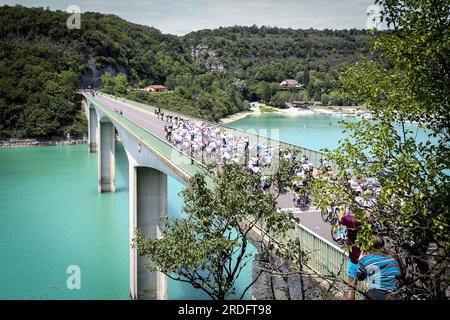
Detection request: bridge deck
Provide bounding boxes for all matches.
[87,93,334,242]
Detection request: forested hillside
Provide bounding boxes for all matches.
[181,26,373,103]
[0,5,190,138]
[0,5,375,139]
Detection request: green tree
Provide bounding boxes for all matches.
[302,70,310,87]
[312,0,449,299]
[101,72,115,94]
[101,72,129,95]
[320,93,330,105]
[114,73,128,95]
[270,91,292,108]
[135,163,298,300]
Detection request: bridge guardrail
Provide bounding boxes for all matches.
[257,215,369,299]
[292,223,348,281]
[292,223,368,299]
[256,216,347,281]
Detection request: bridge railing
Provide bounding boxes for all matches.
[256,215,369,299]
[257,216,347,281]
[100,93,327,171]
[291,223,348,282]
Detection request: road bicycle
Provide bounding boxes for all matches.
[331,220,348,245]
[292,190,311,209]
[320,204,341,224]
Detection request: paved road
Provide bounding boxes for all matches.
[93,94,335,243]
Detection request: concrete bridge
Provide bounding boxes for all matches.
[81,92,339,300]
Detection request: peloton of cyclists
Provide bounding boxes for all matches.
[291,157,314,207]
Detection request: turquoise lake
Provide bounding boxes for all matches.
[229,113,432,151]
[0,144,253,300]
[0,113,432,299]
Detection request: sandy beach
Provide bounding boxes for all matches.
[312,106,363,115]
[278,107,315,116]
[220,104,261,124]
[220,103,365,124]
[221,103,318,124]
[277,105,363,116]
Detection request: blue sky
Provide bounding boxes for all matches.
[0,0,376,35]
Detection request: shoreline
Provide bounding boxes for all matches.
[311,105,363,116]
[220,103,365,124]
[273,105,365,117]
[278,107,315,116]
[0,137,87,148]
[220,104,261,124]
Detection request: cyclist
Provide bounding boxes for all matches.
[167,123,173,142]
[291,179,303,207]
[301,162,310,174]
[261,175,272,192]
[292,170,311,207]
[343,168,352,188]
[292,179,302,193]
[301,155,308,164]
[326,166,335,177]
[320,157,330,174]
[164,123,170,141]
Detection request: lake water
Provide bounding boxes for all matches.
[229,113,348,150]
[0,112,431,299]
[228,113,432,151]
[0,142,252,300]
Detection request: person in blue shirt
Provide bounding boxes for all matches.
[354,235,402,300]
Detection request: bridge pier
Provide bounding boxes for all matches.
[88,108,98,153]
[129,166,168,300]
[98,120,116,192]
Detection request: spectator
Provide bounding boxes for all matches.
[354,235,401,300]
[338,209,363,300]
